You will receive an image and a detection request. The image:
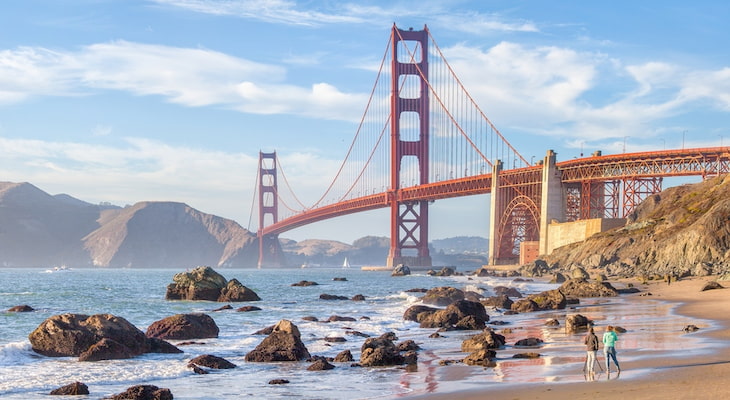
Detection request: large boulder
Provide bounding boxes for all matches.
[391,264,411,276]
[50,382,89,396]
[565,314,593,333]
[105,385,173,400]
[244,320,310,362]
[480,294,514,309]
[165,266,260,302]
[461,329,506,352]
[29,313,150,358]
[421,286,465,306]
[511,289,566,312]
[360,332,407,367]
[559,278,619,297]
[146,313,219,340]
[188,354,236,369]
[418,300,489,330]
[79,338,134,362]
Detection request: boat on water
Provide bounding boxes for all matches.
[342,257,351,269]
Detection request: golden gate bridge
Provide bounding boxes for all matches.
[251,24,730,268]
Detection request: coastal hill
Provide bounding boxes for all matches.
[0,182,258,268]
[533,174,730,279]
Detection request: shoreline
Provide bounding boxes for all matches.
[413,276,730,399]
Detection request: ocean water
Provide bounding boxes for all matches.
[0,267,713,399]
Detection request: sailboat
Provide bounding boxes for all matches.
[342,257,351,269]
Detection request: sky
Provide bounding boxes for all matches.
[1,0,729,244]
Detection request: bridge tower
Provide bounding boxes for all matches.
[387,25,432,268]
[257,151,284,268]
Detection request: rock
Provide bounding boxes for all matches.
[683,324,700,332]
[405,288,428,293]
[50,382,89,395]
[461,329,506,352]
[545,318,560,327]
[359,333,405,367]
[549,273,567,284]
[463,349,496,367]
[403,305,439,322]
[79,338,134,362]
[565,314,592,333]
[701,281,724,291]
[332,277,348,281]
[480,295,513,309]
[188,354,236,369]
[146,313,219,340]
[432,267,455,276]
[418,300,488,330]
[269,379,290,384]
[391,264,411,276]
[7,305,34,312]
[327,315,356,322]
[558,278,619,297]
[351,294,366,301]
[212,305,232,312]
[334,349,354,362]
[190,365,208,374]
[570,267,590,280]
[307,358,335,371]
[514,337,543,347]
[253,325,274,335]
[165,266,228,301]
[513,352,541,359]
[510,299,539,313]
[301,316,318,322]
[104,385,173,400]
[324,336,346,343]
[397,340,420,352]
[291,280,319,286]
[218,279,261,302]
[146,338,182,353]
[421,287,465,306]
[511,289,566,312]
[236,306,262,312]
[346,330,370,338]
[493,286,523,298]
[245,320,310,362]
[29,313,149,358]
[319,294,349,300]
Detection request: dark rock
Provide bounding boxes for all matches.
[269,379,290,384]
[334,349,354,362]
[165,266,228,301]
[327,315,356,322]
[683,324,700,332]
[188,354,236,369]
[391,264,411,276]
[146,337,182,354]
[418,300,488,330]
[559,278,619,298]
[345,330,370,338]
[145,313,219,340]
[421,287,465,306]
[480,295,513,309]
[493,286,523,298]
[463,349,496,367]
[405,288,428,293]
[351,294,366,301]
[7,305,34,312]
[332,277,348,281]
[29,313,149,358]
[190,365,208,374]
[429,332,442,338]
[79,338,133,362]
[307,358,335,371]
[515,337,544,347]
[218,278,261,302]
[177,341,205,346]
[701,281,724,291]
[509,299,539,313]
[403,305,439,322]
[397,340,420,352]
[245,320,310,362]
[50,382,89,395]
[403,350,418,365]
[359,332,405,367]
[513,352,541,359]
[511,289,566,312]
[292,280,319,286]
[324,336,346,343]
[544,318,560,327]
[212,305,232,312]
[461,329,506,352]
[549,273,567,284]
[236,306,262,312]
[301,316,318,322]
[431,267,455,277]
[320,294,349,300]
[104,384,173,400]
[565,314,592,333]
[253,325,274,335]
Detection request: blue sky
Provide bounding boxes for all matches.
[1,1,729,244]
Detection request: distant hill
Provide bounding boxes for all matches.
[0,182,258,268]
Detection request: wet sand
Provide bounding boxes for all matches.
[413,276,730,399]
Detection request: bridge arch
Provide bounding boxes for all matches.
[496,194,540,263]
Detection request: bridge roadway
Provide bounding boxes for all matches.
[261,147,730,237]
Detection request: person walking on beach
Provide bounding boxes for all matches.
[603,325,621,373]
[584,326,600,375]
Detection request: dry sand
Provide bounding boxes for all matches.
[413,276,730,400]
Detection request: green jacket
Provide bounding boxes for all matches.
[603,330,618,347]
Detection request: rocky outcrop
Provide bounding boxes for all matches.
[104,385,172,400]
[535,175,730,279]
[145,313,219,340]
[188,354,236,369]
[50,382,89,396]
[510,289,566,312]
[461,329,506,352]
[28,314,175,360]
[245,320,310,362]
[403,305,439,322]
[417,300,489,330]
[359,332,413,367]
[391,264,411,276]
[7,305,33,312]
[165,266,260,302]
[420,287,465,306]
[480,295,513,309]
[558,279,619,298]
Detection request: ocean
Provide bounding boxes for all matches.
[0,267,712,399]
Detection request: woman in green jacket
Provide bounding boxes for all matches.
[602,325,621,372]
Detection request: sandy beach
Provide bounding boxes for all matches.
[415,276,730,400]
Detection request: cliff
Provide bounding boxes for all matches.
[532,174,730,278]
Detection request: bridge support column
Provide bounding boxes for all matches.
[488,161,504,265]
[257,151,285,268]
[539,150,565,256]
[386,25,432,268]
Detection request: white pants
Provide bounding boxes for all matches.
[586,350,597,373]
